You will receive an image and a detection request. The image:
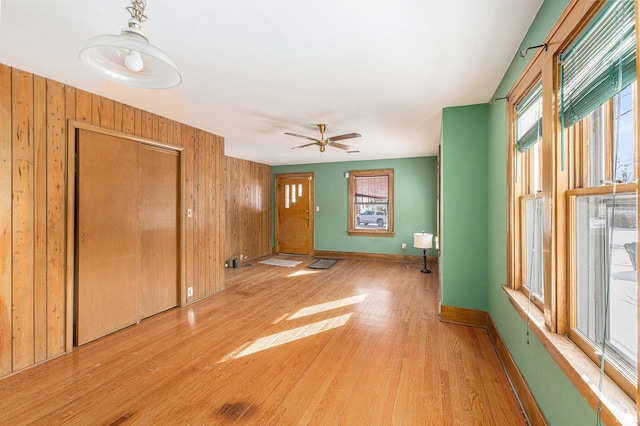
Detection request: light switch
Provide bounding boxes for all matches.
[187,208,193,218]
[316,206,320,212]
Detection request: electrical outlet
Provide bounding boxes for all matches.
[187,287,193,297]
[401,243,407,250]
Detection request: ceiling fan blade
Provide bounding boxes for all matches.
[290,142,318,150]
[285,132,318,142]
[329,142,353,151]
[327,132,361,142]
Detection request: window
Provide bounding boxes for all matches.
[515,82,544,306]
[347,169,394,236]
[506,0,638,402]
[566,85,638,397]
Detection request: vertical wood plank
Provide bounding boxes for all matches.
[33,75,47,363]
[64,85,76,353]
[195,130,206,297]
[65,86,76,123]
[191,128,199,298]
[90,94,101,127]
[165,119,174,144]
[114,101,123,132]
[75,90,92,124]
[100,98,115,130]
[214,136,221,292]
[252,162,259,256]
[171,123,185,303]
[261,161,269,254]
[242,160,250,255]
[216,135,225,293]
[158,116,168,143]
[184,126,195,303]
[134,108,142,137]
[152,114,159,141]
[121,104,135,135]
[46,80,67,358]
[141,111,153,139]
[224,157,233,263]
[12,68,35,371]
[205,133,212,295]
[210,136,217,293]
[197,127,204,298]
[0,64,13,376]
[173,121,183,148]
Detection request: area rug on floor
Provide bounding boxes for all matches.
[258,258,302,268]
[308,259,337,269]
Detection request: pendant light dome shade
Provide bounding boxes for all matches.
[79,2,181,89]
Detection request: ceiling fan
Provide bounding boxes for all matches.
[286,124,361,153]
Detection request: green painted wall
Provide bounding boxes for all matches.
[273,157,437,256]
[441,104,490,310]
[485,0,594,424]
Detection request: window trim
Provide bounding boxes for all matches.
[505,0,638,417]
[503,285,636,426]
[347,169,395,237]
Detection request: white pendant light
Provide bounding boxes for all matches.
[79,0,181,89]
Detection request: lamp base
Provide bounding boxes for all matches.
[421,249,431,273]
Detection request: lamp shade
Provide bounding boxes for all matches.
[413,232,433,249]
[79,29,181,89]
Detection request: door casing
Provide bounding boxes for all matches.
[68,121,185,347]
[275,172,315,256]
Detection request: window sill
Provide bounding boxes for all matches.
[347,230,395,237]
[502,285,636,425]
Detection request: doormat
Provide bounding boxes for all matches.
[258,258,302,268]
[308,259,337,269]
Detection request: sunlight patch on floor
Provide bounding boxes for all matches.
[287,270,319,278]
[288,294,367,320]
[218,313,353,362]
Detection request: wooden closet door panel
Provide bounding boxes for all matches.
[76,130,140,345]
[139,145,179,318]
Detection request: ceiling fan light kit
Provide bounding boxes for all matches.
[79,0,181,89]
[286,124,362,153]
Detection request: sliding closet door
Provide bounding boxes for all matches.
[76,130,140,345]
[139,145,179,318]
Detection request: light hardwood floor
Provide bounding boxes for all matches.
[0,257,527,425]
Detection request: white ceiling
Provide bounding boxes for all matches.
[0,0,542,166]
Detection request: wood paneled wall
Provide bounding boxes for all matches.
[0,64,225,378]
[225,157,272,264]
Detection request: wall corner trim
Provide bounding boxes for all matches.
[440,304,547,426]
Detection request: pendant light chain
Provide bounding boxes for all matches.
[126,0,148,23]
